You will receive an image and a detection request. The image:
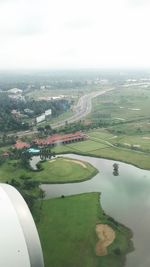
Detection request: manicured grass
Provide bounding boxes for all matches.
[52,142,150,170]
[88,129,115,140]
[0,157,98,184]
[67,140,108,152]
[0,160,30,182]
[116,135,150,150]
[33,157,98,183]
[36,193,133,267]
[51,129,150,169]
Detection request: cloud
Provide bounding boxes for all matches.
[127,0,150,7]
[64,19,94,31]
[0,0,47,37]
[0,0,150,69]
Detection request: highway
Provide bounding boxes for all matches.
[51,88,114,128]
[15,88,114,137]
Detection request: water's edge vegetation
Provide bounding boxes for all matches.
[36,193,134,267]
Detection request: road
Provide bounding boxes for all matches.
[15,88,114,137]
[51,88,114,128]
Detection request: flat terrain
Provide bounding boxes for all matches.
[36,193,133,267]
[52,129,150,169]
[34,157,98,183]
[0,157,98,183]
[44,85,150,170]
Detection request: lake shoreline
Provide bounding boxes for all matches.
[36,192,134,267]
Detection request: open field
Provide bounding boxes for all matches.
[88,86,150,135]
[0,160,29,182]
[36,193,133,267]
[34,157,98,183]
[44,86,150,170]
[26,88,80,100]
[51,128,150,169]
[0,157,98,183]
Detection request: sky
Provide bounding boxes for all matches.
[0,0,150,70]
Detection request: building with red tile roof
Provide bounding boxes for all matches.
[2,151,10,157]
[13,132,87,150]
[33,132,87,147]
[14,140,30,149]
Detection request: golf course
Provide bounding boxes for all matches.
[37,193,133,267]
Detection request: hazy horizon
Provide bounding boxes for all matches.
[1,0,150,70]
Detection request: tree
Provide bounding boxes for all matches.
[45,124,52,135]
[113,163,119,176]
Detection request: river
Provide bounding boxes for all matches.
[31,154,150,267]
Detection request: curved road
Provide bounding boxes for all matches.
[51,88,114,128]
[15,88,114,137]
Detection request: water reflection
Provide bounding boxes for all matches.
[40,154,150,267]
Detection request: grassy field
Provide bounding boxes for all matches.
[87,86,150,135]
[33,157,98,183]
[0,157,98,183]
[0,160,29,182]
[51,128,150,169]
[36,193,133,267]
[26,88,81,100]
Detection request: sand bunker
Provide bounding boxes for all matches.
[63,159,87,168]
[95,224,115,256]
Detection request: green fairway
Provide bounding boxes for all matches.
[0,157,98,184]
[34,157,98,183]
[67,139,109,152]
[52,129,150,169]
[36,193,133,267]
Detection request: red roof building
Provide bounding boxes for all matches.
[33,132,87,147]
[2,151,10,157]
[14,141,30,149]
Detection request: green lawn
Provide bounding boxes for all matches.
[36,193,133,267]
[33,157,98,183]
[51,128,150,170]
[67,139,109,152]
[52,143,150,170]
[0,160,30,182]
[0,157,98,183]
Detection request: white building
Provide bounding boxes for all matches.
[45,109,52,116]
[8,88,23,94]
[36,114,46,124]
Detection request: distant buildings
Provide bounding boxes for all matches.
[36,114,46,124]
[11,109,21,117]
[8,88,23,94]
[14,141,30,149]
[36,109,52,124]
[8,88,25,101]
[24,109,34,115]
[14,132,87,149]
[33,132,87,147]
[38,95,66,101]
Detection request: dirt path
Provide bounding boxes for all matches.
[95,224,115,256]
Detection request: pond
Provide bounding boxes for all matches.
[33,154,150,267]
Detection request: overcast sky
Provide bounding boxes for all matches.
[0,0,150,70]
